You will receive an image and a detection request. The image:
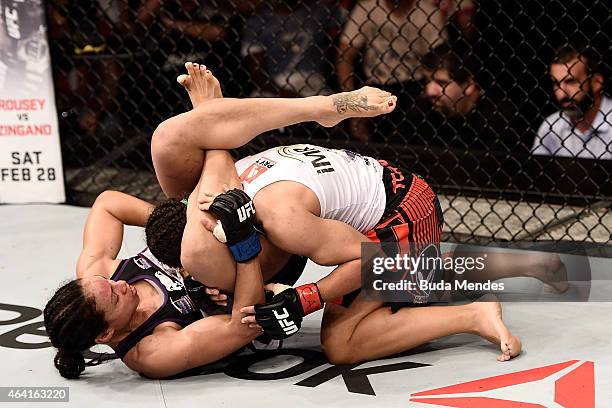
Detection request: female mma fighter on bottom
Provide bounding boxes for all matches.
[43,187,268,379]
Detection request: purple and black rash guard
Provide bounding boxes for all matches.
[111,252,204,360]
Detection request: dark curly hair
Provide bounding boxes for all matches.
[43,280,107,379]
[145,198,188,268]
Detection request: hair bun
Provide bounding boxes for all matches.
[54,348,85,379]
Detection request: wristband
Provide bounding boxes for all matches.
[228,231,261,262]
[296,283,324,315]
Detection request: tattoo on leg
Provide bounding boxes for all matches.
[332,92,377,114]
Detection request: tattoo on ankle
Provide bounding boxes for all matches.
[332,92,376,114]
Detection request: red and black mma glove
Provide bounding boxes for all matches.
[254,283,323,339]
[209,189,261,262]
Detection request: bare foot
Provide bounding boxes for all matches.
[541,254,569,294]
[177,62,223,108]
[317,86,397,127]
[472,298,522,362]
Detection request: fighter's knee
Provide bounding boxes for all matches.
[320,330,358,365]
[152,117,182,156]
[322,340,356,365]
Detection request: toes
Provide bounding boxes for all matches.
[198,64,208,91]
[378,96,397,112]
[193,63,200,77]
[193,63,202,82]
[177,74,191,89]
[185,61,196,78]
[204,69,214,93]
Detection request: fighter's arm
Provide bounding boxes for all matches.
[76,191,153,279]
[128,256,265,378]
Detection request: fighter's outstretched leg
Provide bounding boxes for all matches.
[151,66,397,197]
[321,294,521,364]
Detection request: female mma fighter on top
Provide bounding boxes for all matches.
[146,63,522,365]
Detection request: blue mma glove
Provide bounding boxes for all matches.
[208,189,261,262]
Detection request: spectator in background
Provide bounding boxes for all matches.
[134,0,229,121]
[532,43,611,160]
[420,44,518,151]
[48,0,129,138]
[337,0,476,141]
[241,0,344,97]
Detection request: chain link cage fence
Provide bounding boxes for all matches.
[47,0,611,246]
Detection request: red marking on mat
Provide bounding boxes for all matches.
[410,360,596,408]
[411,360,578,397]
[409,396,545,408]
[555,361,595,408]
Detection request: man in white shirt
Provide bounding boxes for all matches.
[532,43,611,160]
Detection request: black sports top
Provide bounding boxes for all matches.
[111,251,204,360]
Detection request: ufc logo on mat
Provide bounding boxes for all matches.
[237,202,255,222]
[272,308,299,335]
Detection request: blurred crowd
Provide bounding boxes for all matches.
[47,0,610,161]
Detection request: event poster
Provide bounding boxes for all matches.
[0,0,65,203]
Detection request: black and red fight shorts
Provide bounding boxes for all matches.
[367,160,443,252]
[339,160,444,307]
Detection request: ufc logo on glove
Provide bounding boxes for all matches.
[237,202,255,222]
[273,308,299,336]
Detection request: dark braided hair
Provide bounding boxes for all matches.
[145,198,188,268]
[43,280,107,379]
